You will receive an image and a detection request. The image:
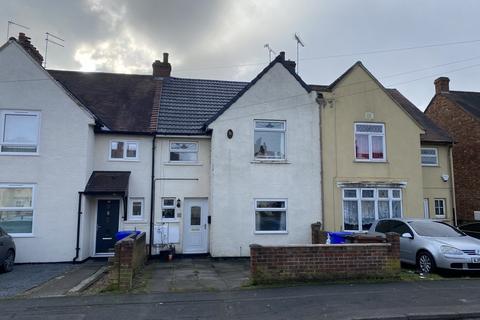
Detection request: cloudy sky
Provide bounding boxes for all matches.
[2,0,480,109]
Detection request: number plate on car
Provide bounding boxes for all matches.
[472,258,480,263]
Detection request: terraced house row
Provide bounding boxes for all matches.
[0,34,455,263]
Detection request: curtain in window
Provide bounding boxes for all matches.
[355,134,369,159]
[371,136,384,159]
[343,200,358,230]
[361,200,375,229]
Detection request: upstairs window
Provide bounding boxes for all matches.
[254,120,286,160]
[421,148,438,166]
[169,142,198,162]
[354,123,385,161]
[0,110,40,154]
[110,141,138,160]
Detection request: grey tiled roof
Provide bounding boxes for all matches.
[442,91,480,120]
[157,77,248,134]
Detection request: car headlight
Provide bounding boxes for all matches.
[440,245,463,255]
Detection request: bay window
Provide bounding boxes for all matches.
[0,110,40,153]
[354,123,385,161]
[0,184,35,235]
[343,188,402,231]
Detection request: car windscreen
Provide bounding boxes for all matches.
[408,221,465,237]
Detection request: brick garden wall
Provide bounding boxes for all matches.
[426,95,480,223]
[109,232,147,290]
[250,233,400,284]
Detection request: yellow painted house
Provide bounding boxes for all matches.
[313,62,455,232]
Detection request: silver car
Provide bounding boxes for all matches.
[0,226,15,272]
[369,218,480,273]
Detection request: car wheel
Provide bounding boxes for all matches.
[2,249,15,273]
[417,251,435,274]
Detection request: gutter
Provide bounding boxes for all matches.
[73,191,83,263]
[149,135,156,257]
[449,144,458,226]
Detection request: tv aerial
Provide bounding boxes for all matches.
[44,32,65,68]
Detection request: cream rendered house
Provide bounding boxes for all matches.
[314,62,454,232]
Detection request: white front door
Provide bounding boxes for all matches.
[423,198,430,219]
[183,198,208,253]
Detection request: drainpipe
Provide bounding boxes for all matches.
[73,191,83,263]
[449,144,458,226]
[149,135,156,257]
[316,93,325,229]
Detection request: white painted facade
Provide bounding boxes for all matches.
[0,40,323,262]
[0,41,95,262]
[208,63,322,256]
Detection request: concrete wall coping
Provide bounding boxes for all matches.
[250,243,391,248]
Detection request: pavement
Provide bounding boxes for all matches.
[1,279,480,319]
[147,257,250,292]
[0,260,107,299]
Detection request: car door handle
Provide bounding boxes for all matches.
[102,237,112,240]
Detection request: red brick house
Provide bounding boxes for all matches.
[425,77,480,224]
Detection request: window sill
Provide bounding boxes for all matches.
[108,158,140,162]
[251,160,290,164]
[124,220,147,224]
[10,234,35,238]
[254,231,288,235]
[159,219,180,223]
[421,164,439,167]
[354,160,388,163]
[163,162,203,166]
[0,152,39,157]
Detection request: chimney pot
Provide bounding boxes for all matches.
[16,33,43,66]
[434,77,450,94]
[152,53,172,78]
[279,51,285,61]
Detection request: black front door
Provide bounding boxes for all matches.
[96,199,120,254]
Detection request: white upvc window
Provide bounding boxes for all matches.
[421,148,438,166]
[434,198,446,217]
[0,110,40,154]
[354,123,386,162]
[343,188,402,231]
[128,197,144,221]
[161,198,176,219]
[169,142,198,162]
[254,120,286,160]
[254,199,287,233]
[0,184,35,236]
[109,140,138,160]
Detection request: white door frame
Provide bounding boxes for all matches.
[423,198,430,219]
[182,198,209,254]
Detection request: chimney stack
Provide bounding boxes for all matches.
[17,33,44,66]
[434,77,450,94]
[284,60,296,73]
[152,52,171,78]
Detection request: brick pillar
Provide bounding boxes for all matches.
[385,232,401,276]
[311,222,327,244]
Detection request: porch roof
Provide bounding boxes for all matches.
[84,171,131,196]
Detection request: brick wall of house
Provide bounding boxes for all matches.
[109,232,147,290]
[250,233,400,284]
[426,95,480,223]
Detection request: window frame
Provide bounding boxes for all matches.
[342,188,402,232]
[354,122,386,162]
[108,140,139,161]
[434,198,446,218]
[169,141,199,163]
[253,120,287,161]
[0,110,41,155]
[254,198,288,234]
[127,197,144,221]
[421,147,439,166]
[0,183,35,237]
[161,197,177,221]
